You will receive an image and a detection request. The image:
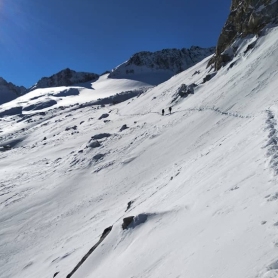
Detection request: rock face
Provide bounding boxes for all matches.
[109,47,215,84]
[0,77,27,105]
[30,68,99,91]
[210,0,278,70]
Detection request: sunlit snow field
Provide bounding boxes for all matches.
[1,26,278,278]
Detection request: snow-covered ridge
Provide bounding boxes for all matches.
[108,46,215,85]
[0,77,27,105]
[29,68,99,91]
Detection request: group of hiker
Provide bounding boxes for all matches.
[162,107,172,116]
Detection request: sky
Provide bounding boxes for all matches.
[0,0,231,88]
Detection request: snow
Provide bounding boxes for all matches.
[1,25,278,278]
[0,73,152,115]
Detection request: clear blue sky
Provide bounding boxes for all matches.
[0,0,231,88]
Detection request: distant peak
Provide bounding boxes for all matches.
[30,69,99,91]
[108,46,215,85]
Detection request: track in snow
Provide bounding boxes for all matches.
[115,105,252,119]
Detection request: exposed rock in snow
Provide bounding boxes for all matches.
[87,140,101,148]
[173,83,197,101]
[98,113,109,120]
[210,0,278,69]
[109,46,215,85]
[66,226,113,278]
[93,153,105,161]
[122,216,134,230]
[91,133,111,140]
[29,68,99,91]
[119,124,128,132]
[0,77,27,105]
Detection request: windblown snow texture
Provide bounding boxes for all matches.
[1,25,278,278]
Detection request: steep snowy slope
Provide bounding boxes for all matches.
[1,25,278,278]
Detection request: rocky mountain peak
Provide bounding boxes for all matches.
[0,77,27,105]
[30,68,99,91]
[108,46,215,84]
[210,0,278,70]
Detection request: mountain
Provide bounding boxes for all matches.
[2,1,278,278]
[0,77,26,105]
[209,0,278,69]
[29,68,99,91]
[109,46,215,85]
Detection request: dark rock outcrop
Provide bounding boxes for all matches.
[172,83,197,102]
[0,77,27,105]
[122,214,148,230]
[93,153,105,161]
[122,216,135,230]
[66,226,112,278]
[30,68,99,91]
[125,201,134,212]
[87,140,101,148]
[98,113,109,120]
[109,47,215,84]
[210,0,278,70]
[119,124,128,132]
[91,133,111,140]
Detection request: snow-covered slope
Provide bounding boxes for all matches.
[0,73,152,116]
[1,25,278,278]
[0,77,26,105]
[108,46,215,85]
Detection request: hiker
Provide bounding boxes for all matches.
[169,107,172,114]
[162,109,165,116]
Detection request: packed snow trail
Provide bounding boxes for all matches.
[114,105,252,118]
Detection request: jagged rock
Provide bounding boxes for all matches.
[93,153,105,161]
[125,201,134,212]
[109,47,215,84]
[29,68,99,91]
[98,113,109,120]
[91,133,111,140]
[172,83,197,102]
[87,140,101,148]
[0,77,27,105]
[203,73,217,83]
[65,126,77,131]
[122,216,134,230]
[120,124,128,132]
[66,226,112,278]
[210,0,278,70]
[122,214,148,230]
[178,83,196,97]
[244,41,257,54]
